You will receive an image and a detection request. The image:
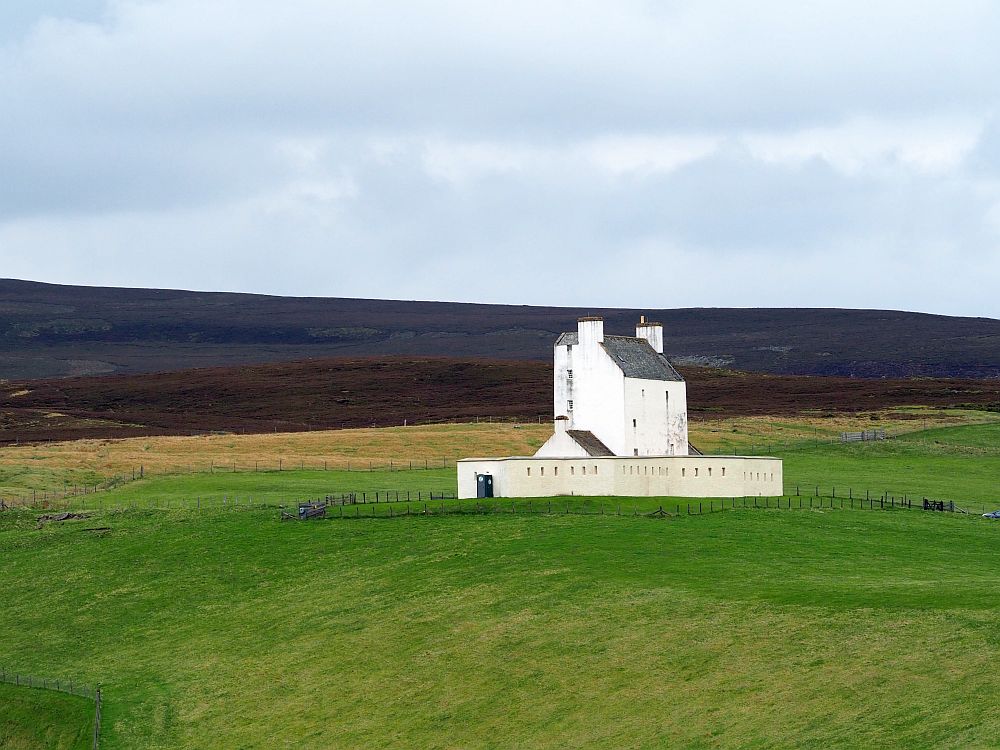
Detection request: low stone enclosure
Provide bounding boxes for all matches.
[458,455,782,499]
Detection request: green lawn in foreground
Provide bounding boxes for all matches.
[3,504,1000,748]
[0,683,93,750]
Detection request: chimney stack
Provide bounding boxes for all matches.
[577,316,604,347]
[636,316,663,354]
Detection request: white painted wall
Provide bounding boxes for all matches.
[535,417,590,457]
[543,317,687,457]
[622,378,689,456]
[555,319,627,452]
[458,455,783,498]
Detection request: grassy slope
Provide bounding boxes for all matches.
[2,506,1000,748]
[0,684,93,750]
[782,422,1000,508]
[4,410,998,502]
[28,421,997,513]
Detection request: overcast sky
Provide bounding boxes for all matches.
[1,1,1000,316]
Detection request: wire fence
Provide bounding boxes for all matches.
[0,667,102,749]
[0,457,463,509]
[313,493,957,520]
[4,482,997,517]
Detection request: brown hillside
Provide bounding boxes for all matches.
[2,357,1000,444]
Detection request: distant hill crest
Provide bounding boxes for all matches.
[1,278,999,380]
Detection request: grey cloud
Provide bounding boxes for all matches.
[1,1,1000,317]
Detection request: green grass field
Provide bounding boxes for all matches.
[3,420,1000,748]
[25,421,999,515]
[3,503,1000,748]
[0,683,93,750]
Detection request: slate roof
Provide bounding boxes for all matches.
[555,331,684,381]
[601,336,684,381]
[566,430,615,456]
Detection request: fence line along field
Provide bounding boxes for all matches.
[2,408,998,501]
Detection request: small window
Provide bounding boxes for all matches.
[567,369,573,379]
[641,388,645,397]
[682,468,686,477]
[541,467,545,476]
[570,466,575,475]
[644,466,648,475]
[594,465,598,475]
[554,466,558,476]
[630,465,634,475]
[633,448,639,456]
[527,467,531,476]
[632,419,637,428]
[770,472,774,481]
[568,400,574,411]
[582,465,586,475]
[722,467,726,477]
[694,468,699,477]
[708,468,712,477]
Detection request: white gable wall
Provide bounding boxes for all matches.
[572,339,626,451]
[623,378,689,456]
[535,418,591,457]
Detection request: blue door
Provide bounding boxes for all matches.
[476,474,494,498]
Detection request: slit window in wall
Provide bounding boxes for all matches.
[722,468,726,477]
[554,466,558,476]
[527,467,531,476]
[633,419,637,428]
[570,466,575,475]
[567,369,573,379]
[682,468,686,477]
[594,465,598,474]
[582,466,587,475]
[633,448,639,456]
[641,388,645,397]
[708,468,712,477]
[694,468,699,477]
[568,400,574,411]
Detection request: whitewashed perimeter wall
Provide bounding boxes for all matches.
[458,456,783,499]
